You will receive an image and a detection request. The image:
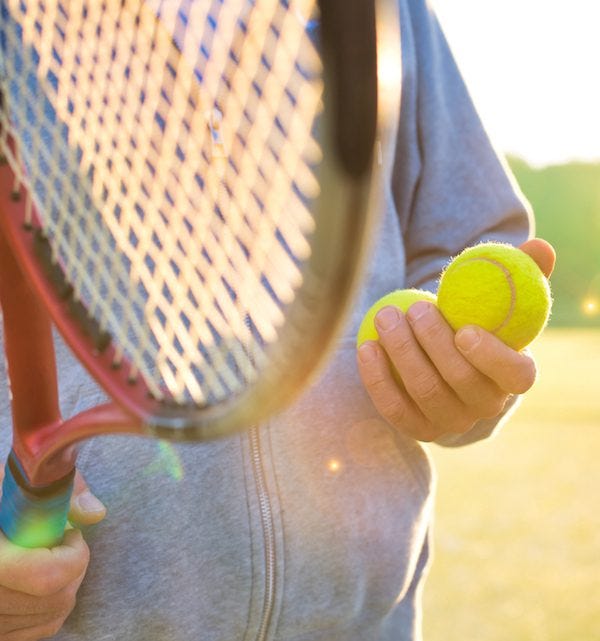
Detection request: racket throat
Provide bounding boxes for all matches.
[4,450,75,495]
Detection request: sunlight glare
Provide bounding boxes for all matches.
[582,297,599,316]
[326,458,342,474]
[431,0,600,166]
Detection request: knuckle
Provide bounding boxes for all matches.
[411,372,440,403]
[415,315,445,343]
[450,366,478,393]
[379,398,409,428]
[466,390,506,419]
[412,421,439,442]
[446,415,476,435]
[512,359,537,393]
[382,403,437,440]
[482,395,508,418]
[382,329,414,361]
[28,572,65,597]
[29,556,87,598]
[358,356,387,391]
[50,585,79,616]
[65,534,91,576]
[367,375,393,403]
[40,617,68,639]
[78,542,91,571]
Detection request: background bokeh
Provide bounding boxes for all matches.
[425,2,600,639]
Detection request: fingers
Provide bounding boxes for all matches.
[357,301,536,441]
[455,325,537,393]
[358,304,482,440]
[377,307,469,429]
[0,577,82,618]
[0,573,83,625]
[2,619,74,640]
[357,238,552,442]
[519,237,556,278]
[0,528,89,596]
[68,471,106,526]
[406,303,508,417]
[358,339,440,441]
[0,528,89,640]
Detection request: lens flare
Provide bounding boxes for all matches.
[143,441,184,481]
[326,458,342,474]
[582,297,599,316]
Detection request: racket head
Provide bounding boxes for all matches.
[0,0,399,442]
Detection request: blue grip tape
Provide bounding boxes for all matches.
[0,453,74,548]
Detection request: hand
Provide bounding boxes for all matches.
[357,238,556,442]
[0,467,105,640]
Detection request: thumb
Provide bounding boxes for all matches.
[69,470,106,526]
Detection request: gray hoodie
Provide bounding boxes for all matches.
[0,0,531,639]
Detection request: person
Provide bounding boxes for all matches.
[0,0,555,640]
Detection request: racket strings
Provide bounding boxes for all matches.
[0,0,322,406]
[94,2,303,398]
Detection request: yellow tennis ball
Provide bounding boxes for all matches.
[356,288,437,346]
[437,242,552,351]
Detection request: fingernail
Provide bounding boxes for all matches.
[456,327,481,352]
[358,342,377,363]
[75,491,106,515]
[375,307,400,331]
[407,301,431,323]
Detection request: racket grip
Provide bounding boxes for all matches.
[0,452,74,548]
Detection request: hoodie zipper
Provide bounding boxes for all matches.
[249,425,276,641]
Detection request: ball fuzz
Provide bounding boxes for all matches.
[437,242,552,350]
[356,288,437,346]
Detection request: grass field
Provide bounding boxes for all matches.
[424,328,600,641]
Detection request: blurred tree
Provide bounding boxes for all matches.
[509,157,600,327]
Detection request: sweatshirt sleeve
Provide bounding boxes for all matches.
[393,0,534,294]
[393,0,532,445]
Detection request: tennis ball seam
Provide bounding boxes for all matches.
[460,256,516,333]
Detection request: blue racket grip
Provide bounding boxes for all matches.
[0,453,74,548]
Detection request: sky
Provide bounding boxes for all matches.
[430,0,600,167]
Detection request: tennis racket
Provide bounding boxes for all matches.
[0,0,401,548]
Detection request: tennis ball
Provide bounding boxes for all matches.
[356,288,437,346]
[437,242,552,351]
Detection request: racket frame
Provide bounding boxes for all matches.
[0,0,401,546]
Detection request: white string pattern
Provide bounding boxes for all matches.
[0,0,322,405]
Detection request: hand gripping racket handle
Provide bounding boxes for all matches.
[0,230,75,548]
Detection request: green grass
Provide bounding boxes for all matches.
[424,329,600,641]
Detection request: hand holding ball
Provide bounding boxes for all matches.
[357,242,552,351]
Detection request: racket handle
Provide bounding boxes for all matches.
[0,452,74,548]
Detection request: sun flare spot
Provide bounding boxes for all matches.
[582,298,599,316]
[326,458,342,474]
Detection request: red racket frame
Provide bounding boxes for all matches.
[0,155,141,489]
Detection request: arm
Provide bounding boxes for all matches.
[394,0,533,290]
[357,0,553,443]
